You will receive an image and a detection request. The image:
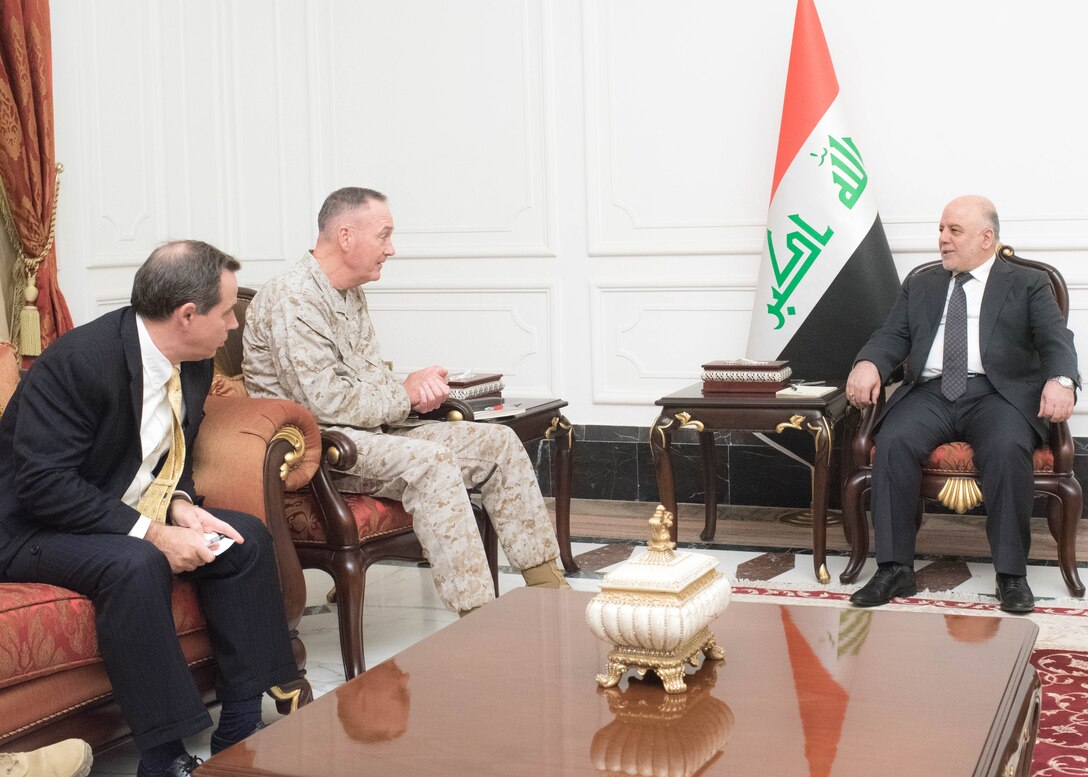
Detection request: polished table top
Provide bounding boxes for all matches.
[199,588,1037,777]
[655,381,848,412]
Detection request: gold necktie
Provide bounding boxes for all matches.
[137,366,185,523]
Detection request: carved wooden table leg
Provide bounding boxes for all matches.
[650,413,679,544]
[808,416,834,584]
[700,430,718,541]
[546,414,578,572]
[774,413,833,584]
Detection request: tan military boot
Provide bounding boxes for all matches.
[0,739,93,777]
[522,559,570,589]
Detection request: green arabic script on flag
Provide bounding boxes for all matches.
[810,135,869,210]
[830,136,867,209]
[766,215,834,329]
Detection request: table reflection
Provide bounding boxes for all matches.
[336,660,411,742]
[945,613,1001,643]
[590,660,734,777]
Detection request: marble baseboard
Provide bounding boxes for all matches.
[527,424,1088,517]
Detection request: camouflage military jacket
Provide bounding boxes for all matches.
[242,252,412,432]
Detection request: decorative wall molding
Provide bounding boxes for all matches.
[591,281,755,404]
[82,2,163,254]
[93,293,133,317]
[582,1,781,257]
[884,213,1088,255]
[52,1,1088,430]
[319,0,556,259]
[365,284,555,395]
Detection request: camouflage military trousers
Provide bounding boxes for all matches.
[329,421,561,612]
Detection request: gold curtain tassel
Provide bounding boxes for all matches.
[18,282,40,356]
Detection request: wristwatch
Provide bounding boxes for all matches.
[1049,375,1076,390]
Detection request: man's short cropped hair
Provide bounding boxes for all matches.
[130,240,241,320]
[985,208,1001,241]
[317,187,387,234]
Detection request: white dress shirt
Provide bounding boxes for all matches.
[920,255,996,381]
[121,317,186,538]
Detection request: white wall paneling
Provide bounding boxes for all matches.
[52,0,1088,430]
[591,281,754,404]
[366,285,555,396]
[583,0,789,256]
[93,293,136,319]
[75,1,165,267]
[322,0,556,258]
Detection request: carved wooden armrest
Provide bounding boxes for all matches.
[1049,419,1075,474]
[320,430,359,471]
[849,365,902,469]
[307,431,363,548]
[850,395,885,468]
[417,398,475,422]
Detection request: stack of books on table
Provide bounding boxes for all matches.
[447,371,504,400]
[701,359,792,394]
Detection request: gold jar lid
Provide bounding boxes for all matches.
[599,505,720,594]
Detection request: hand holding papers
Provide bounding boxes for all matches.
[204,531,235,557]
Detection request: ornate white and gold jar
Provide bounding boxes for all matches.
[585,506,732,693]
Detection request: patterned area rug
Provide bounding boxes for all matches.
[731,581,1088,776]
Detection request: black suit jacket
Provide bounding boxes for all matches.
[856,257,1079,440]
[0,307,213,574]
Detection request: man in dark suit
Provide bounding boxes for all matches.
[0,242,298,777]
[845,195,1078,613]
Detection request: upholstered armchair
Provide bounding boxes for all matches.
[215,289,498,681]
[839,246,1084,595]
[0,341,321,752]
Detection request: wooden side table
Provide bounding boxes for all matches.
[650,383,851,583]
[445,398,578,572]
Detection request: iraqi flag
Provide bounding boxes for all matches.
[746,0,899,381]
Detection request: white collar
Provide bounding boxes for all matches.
[957,254,996,285]
[135,315,176,387]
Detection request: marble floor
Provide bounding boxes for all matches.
[86,501,1083,775]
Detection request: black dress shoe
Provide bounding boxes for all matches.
[850,565,917,607]
[136,754,202,777]
[996,574,1034,613]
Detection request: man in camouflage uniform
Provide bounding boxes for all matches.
[242,187,567,614]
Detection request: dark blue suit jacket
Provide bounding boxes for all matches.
[0,307,213,574]
[855,257,1079,440]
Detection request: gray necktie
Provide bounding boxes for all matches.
[941,272,973,401]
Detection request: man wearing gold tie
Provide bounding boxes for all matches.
[0,242,298,777]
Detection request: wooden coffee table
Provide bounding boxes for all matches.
[198,589,1040,777]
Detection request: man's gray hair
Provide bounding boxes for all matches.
[986,208,1001,241]
[317,187,387,234]
[131,240,240,320]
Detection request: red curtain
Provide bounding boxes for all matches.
[0,0,72,362]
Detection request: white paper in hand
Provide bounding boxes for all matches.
[204,532,235,557]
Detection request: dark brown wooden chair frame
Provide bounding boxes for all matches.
[218,288,498,680]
